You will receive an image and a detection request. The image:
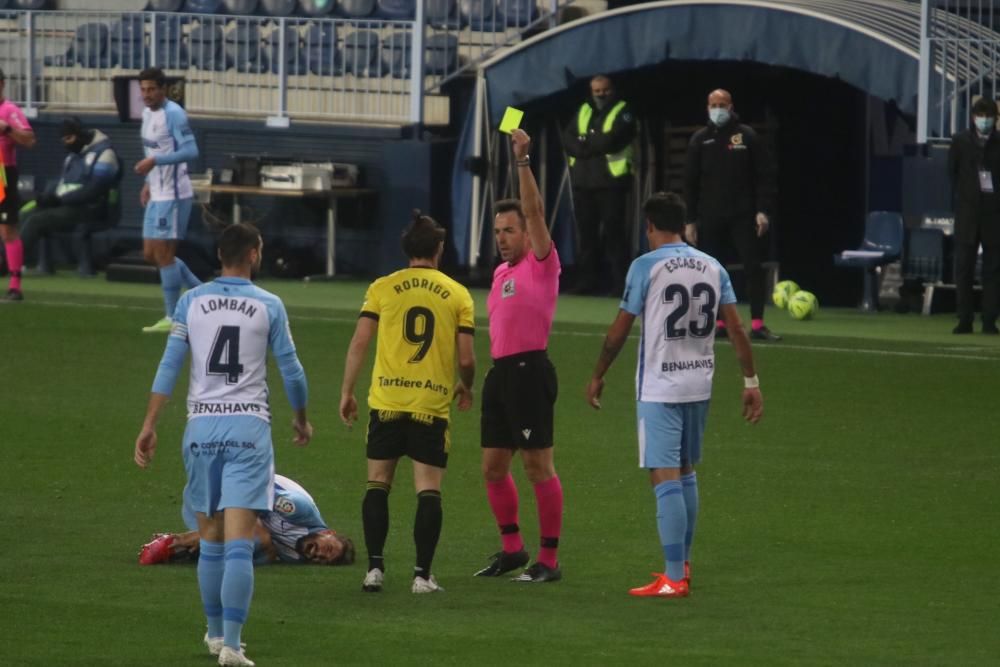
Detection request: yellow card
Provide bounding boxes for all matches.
[498,106,524,134]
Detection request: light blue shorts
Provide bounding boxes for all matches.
[182,415,275,519]
[143,198,192,240]
[636,400,710,469]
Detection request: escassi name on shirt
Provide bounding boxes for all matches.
[663,257,710,274]
[199,297,258,318]
[377,375,450,396]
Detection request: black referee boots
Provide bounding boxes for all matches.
[473,549,529,577]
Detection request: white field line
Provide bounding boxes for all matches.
[25,298,1000,362]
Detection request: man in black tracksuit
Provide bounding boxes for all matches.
[562,74,637,295]
[684,88,779,341]
[946,97,1000,335]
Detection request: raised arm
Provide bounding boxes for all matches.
[511,129,552,259]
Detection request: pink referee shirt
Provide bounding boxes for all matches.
[0,99,31,167]
[487,243,560,359]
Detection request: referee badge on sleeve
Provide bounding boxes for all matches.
[502,279,516,298]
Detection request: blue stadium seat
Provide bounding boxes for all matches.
[460,0,503,31]
[833,211,904,312]
[12,0,49,9]
[260,0,297,15]
[151,14,189,69]
[226,24,269,73]
[269,26,307,75]
[382,31,411,78]
[376,0,414,20]
[111,16,148,69]
[305,22,340,75]
[185,0,223,13]
[222,0,260,14]
[498,0,538,27]
[148,0,185,10]
[424,32,458,75]
[339,0,375,18]
[189,24,229,71]
[426,0,462,29]
[75,23,111,69]
[342,30,382,76]
[300,0,336,17]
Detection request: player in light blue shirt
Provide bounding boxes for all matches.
[134,222,312,666]
[134,67,203,334]
[586,192,763,598]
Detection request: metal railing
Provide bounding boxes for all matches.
[919,0,1000,141]
[0,4,572,125]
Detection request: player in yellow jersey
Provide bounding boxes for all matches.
[340,211,476,594]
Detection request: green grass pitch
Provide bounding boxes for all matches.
[2,274,998,666]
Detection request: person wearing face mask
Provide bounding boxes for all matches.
[684,89,779,342]
[946,97,1000,334]
[19,117,122,281]
[561,74,637,295]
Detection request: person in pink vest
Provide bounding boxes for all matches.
[0,67,37,302]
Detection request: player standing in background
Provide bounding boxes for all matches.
[135,67,202,332]
[340,213,475,594]
[586,192,763,598]
[134,223,312,666]
[475,129,564,583]
[0,67,37,302]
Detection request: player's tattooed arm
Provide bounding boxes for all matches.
[588,310,636,409]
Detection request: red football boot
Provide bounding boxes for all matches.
[628,573,689,598]
[139,534,175,565]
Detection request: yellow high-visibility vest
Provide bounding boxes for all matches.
[568,100,633,177]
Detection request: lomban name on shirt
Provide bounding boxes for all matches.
[393,277,451,299]
[199,298,258,318]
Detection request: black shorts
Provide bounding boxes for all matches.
[366,410,449,469]
[481,350,558,449]
[0,166,20,226]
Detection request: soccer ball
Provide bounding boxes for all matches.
[772,280,800,309]
[788,290,818,320]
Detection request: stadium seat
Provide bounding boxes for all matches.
[189,24,230,71]
[382,31,411,78]
[342,30,382,76]
[498,0,538,27]
[111,16,148,69]
[424,32,458,75]
[903,226,947,315]
[339,0,375,18]
[149,0,185,10]
[426,0,462,29]
[222,0,260,14]
[833,211,904,312]
[152,15,190,69]
[185,0,223,13]
[268,26,307,75]
[376,0,415,21]
[75,23,111,69]
[460,0,503,31]
[226,24,269,73]
[300,0,336,17]
[12,0,49,9]
[305,22,340,75]
[260,0,298,15]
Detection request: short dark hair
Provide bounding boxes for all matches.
[138,67,167,88]
[401,210,446,260]
[294,533,356,566]
[493,199,525,226]
[218,222,261,267]
[972,97,998,118]
[643,192,687,233]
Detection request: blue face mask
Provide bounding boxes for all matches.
[974,116,994,133]
[709,108,731,126]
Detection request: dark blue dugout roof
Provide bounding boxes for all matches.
[479,0,995,121]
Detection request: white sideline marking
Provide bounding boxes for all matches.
[26,298,1000,362]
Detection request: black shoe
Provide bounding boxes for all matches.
[715,326,728,339]
[750,326,782,342]
[511,561,562,583]
[983,324,999,335]
[2,288,23,302]
[953,322,973,334]
[473,549,529,577]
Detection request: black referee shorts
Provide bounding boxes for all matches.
[481,350,558,450]
[366,410,450,469]
[1,166,21,226]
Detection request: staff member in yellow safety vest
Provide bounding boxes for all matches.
[561,74,636,295]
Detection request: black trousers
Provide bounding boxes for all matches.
[21,204,105,267]
[572,187,629,294]
[955,238,1000,326]
[699,214,767,320]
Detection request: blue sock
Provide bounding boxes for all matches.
[654,480,687,582]
[160,262,182,318]
[197,541,225,639]
[681,472,699,563]
[222,539,255,650]
[175,257,202,289]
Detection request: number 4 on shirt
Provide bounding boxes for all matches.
[207,325,244,384]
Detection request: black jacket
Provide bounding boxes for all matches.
[684,117,773,222]
[947,128,1000,245]
[561,99,636,189]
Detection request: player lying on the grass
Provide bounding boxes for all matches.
[140,474,355,566]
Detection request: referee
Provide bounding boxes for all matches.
[475,129,564,583]
[340,213,476,594]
